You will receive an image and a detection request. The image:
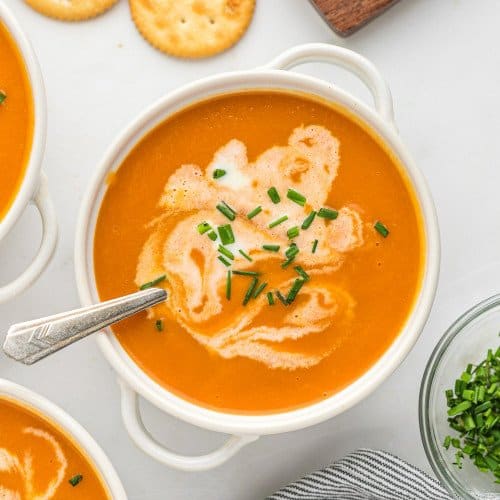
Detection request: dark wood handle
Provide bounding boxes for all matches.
[310,0,400,36]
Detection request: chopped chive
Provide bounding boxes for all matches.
[207,231,218,241]
[267,291,275,305]
[294,266,310,281]
[218,224,235,245]
[226,271,232,300]
[269,215,288,228]
[474,401,492,414]
[197,222,211,234]
[442,347,500,484]
[301,211,317,230]
[281,256,296,268]
[262,244,280,252]
[218,256,231,267]
[455,379,464,396]
[443,436,451,450]
[0,91,6,105]
[216,201,236,221]
[218,245,235,260]
[374,221,390,238]
[243,277,258,305]
[276,291,289,306]
[213,169,226,179]
[247,206,262,219]
[462,389,474,401]
[140,275,166,290]
[317,207,339,220]
[69,474,83,487]
[286,279,306,304]
[312,239,319,253]
[287,188,306,206]
[453,451,464,468]
[463,414,476,431]
[239,249,253,261]
[287,226,299,239]
[155,319,163,332]
[233,270,260,276]
[267,187,280,204]
[253,282,268,299]
[285,244,299,258]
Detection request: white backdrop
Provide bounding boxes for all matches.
[1,1,500,498]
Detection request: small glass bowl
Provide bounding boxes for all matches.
[420,294,500,500]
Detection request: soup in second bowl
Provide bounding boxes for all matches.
[94,90,424,414]
[0,398,110,499]
[0,21,33,221]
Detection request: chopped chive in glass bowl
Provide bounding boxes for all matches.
[420,294,500,499]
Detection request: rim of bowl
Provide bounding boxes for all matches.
[0,378,127,499]
[419,293,500,499]
[0,2,47,242]
[75,68,440,435]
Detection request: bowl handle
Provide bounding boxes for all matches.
[118,380,259,471]
[264,42,395,125]
[0,173,58,303]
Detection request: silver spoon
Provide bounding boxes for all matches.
[2,288,167,365]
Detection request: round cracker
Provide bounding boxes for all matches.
[24,0,118,21]
[129,0,255,58]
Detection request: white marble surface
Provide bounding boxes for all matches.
[1,0,500,498]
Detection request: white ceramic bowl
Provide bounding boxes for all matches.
[0,3,57,303]
[75,43,440,471]
[0,378,126,498]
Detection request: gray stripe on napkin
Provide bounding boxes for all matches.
[268,449,453,500]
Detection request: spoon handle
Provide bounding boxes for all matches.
[3,288,167,365]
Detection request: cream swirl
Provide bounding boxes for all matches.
[0,427,67,499]
[136,125,366,369]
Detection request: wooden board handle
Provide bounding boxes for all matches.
[310,0,400,36]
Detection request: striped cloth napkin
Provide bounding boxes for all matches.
[268,449,453,500]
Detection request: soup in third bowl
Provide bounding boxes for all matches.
[0,398,110,498]
[93,90,424,414]
[0,21,33,221]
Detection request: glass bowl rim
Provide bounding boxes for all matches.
[419,293,500,499]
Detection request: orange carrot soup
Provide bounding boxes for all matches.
[0,398,109,498]
[0,21,34,221]
[94,91,424,414]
